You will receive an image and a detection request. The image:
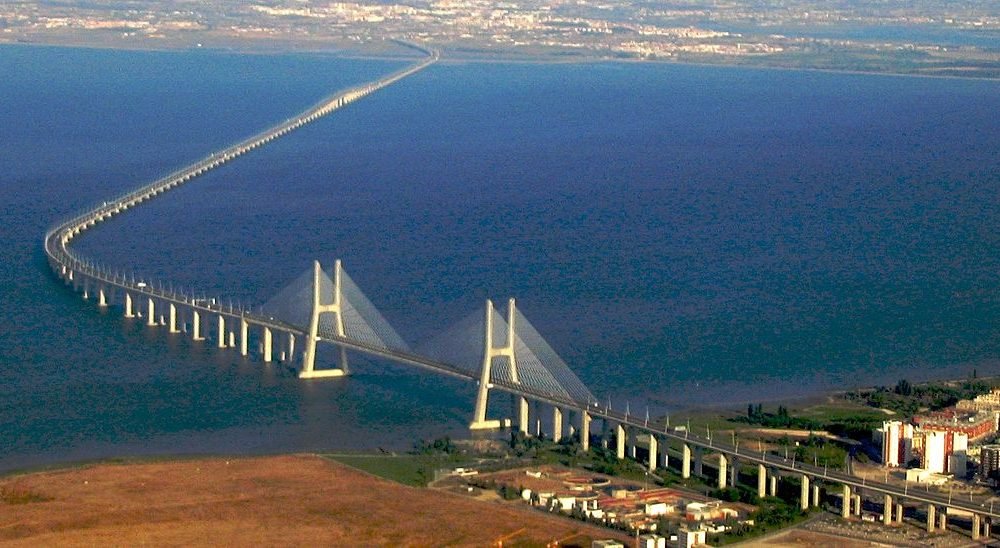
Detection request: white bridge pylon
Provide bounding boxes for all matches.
[262,259,410,378]
[471,298,518,430]
[301,259,348,379]
[419,297,595,431]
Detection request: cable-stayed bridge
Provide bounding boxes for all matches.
[40,45,1000,539]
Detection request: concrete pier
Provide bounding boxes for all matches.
[769,472,778,497]
[800,475,810,511]
[263,327,272,362]
[973,514,981,540]
[842,485,851,519]
[694,447,703,477]
[884,495,892,525]
[682,444,691,479]
[852,495,861,516]
[147,298,156,326]
[192,310,203,341]
[927,504,936,533]
[124,293,134,318]
[616,423,626,460]
[579,410,591,452]
[239,319,248,356]
[515,396,529,434]
[812,484,819,507]
[729,457,738,488]
[552,407,563,443]
[937,508,946,531]
[717,454,728,489]
[168,303,178,333]
[648,435,658,472]
[895,503,903,525]
[758,464,767,498]
[216,315,226,348]
[98,287,107,307]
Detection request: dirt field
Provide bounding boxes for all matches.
[0,455,628,546]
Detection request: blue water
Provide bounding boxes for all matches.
[2,45,1000,472]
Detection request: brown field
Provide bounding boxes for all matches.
[0,455,628,547]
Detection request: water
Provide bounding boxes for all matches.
[2,45,999,472]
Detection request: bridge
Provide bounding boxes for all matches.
[42,45,998,541]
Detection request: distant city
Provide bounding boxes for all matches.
[2,0,999,77]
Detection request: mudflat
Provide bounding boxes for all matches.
[0,454,620,546]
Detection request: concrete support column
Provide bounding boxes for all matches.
[811,484,820,507]
[287,333,296,363]
[852,495,861,516]
[147,298,156,326]
[937,508,946,531]
[168,303,178,333]
[192,310,203,341]
[717,454,728,490]
[757,464,767,498]
[228,331,235,348]
[973,514,981,540]
[82,279,89,300]
[217,315,226,349]
[567,411,576,439]
[552,407,563,443]
[841,485,851,519]
[579,411,591,452]
[660,440,669,469]
[98,288,107,307]
[769,472,778,497]
[729,458,738,488]
[262,327,272,362]
[616,423,626,460]
[895,503,903,525]
[648,435,658,472]
[985,518,991,538]
[239,319,248,356]
[800,475,810,511]
[517,396,529,435]
[125,293,134,318]
[883,494,892,525]
[694,447,704,477]
[926,504,936,533]
[681,444,691,479]
[534,401,542,437]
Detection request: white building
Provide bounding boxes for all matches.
[878,420,903,466]
[638,534,666,548]
[950,432,969,477]
[924,430,947,473]
[676,525,707,548]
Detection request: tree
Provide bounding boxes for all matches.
[894,379,912,397]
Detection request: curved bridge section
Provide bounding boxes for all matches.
[40,45,1000,535]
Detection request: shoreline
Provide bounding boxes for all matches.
[3,372,988,478]
[3,37,998,83]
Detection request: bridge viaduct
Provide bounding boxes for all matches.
[42,45,998,541]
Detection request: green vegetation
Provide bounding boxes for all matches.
[0,484,51,504]
[847,378,996,417]
[324,436,469,486]
[731,403,883,441]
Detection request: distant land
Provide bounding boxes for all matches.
[2,0,999,78]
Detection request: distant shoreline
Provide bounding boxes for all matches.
[3,37,998,83]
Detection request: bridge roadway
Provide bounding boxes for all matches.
[601,409,1000,522]
[42,42,999,535]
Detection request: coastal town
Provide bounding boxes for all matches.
[2,0,999,76]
